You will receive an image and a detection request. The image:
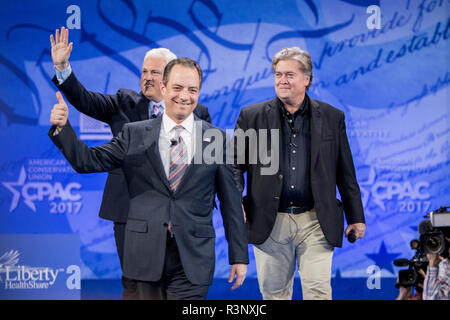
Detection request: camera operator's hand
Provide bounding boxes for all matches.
[427,253,443,268]
[418,268,426,279]
[395,276,412,300]
[397,286,412,300]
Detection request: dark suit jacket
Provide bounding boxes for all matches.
[52,72,211,223]
[233,96,365,248]
[49,116,248,285]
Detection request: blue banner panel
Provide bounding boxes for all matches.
[0,0,449,300]
[0,234,81,300]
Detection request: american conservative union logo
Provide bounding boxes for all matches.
[2,163,82,213]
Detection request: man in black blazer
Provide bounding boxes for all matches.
[49,57,248,300]
[49,27,211,298]
[233,47,365,300]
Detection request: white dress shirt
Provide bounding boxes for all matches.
[158,112,195,179]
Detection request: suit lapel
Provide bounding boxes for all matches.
[144,117,171,192]
[265,98,283,174]
[310,98,322,169]
[265,98,282,132]
[137,93,150,121]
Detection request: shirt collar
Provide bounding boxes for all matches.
[162,111,194,135]
[277,94,309,117]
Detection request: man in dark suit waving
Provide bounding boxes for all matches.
[49,27,211,298]
[49,57,248,300]
[233,47,365,300]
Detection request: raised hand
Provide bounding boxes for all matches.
[50,92,69,132]
[50,27,73,71]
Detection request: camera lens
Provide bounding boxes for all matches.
[425,235,442,253]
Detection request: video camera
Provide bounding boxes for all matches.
[394,238,428,289]
[394,206,450,289]
[421,206,450,259]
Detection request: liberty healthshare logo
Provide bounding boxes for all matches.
[0,250,80,290]
[2,162,82,214]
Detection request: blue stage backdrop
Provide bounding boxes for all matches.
[0,0,449,298]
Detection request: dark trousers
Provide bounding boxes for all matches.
[114,223,209,300]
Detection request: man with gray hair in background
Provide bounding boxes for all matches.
[49,27,211,299]
[233,46,365,299]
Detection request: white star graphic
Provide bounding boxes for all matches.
[2,166,35,213]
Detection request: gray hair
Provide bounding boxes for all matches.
[144,48,177,64]
[272,46,313,90]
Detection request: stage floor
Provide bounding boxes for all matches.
[81,278,398,300]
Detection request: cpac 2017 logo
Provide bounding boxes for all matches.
[0,250,80,290]
[359,167,431,213]
[2,166,82,213]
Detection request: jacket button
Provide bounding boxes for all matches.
[278,174,283,180]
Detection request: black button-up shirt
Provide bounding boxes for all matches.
[278,95,314,211]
